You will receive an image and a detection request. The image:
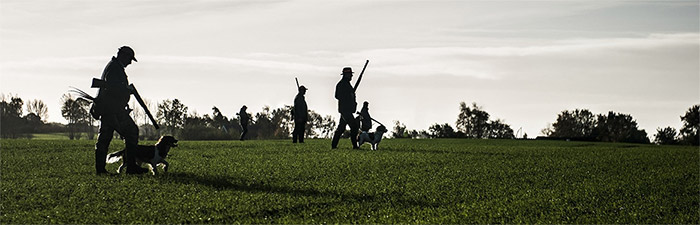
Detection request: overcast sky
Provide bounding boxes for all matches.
[1,0,698,137]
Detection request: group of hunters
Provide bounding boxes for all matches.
[92,46,376,174]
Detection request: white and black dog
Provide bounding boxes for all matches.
[358,125,388,150]
[106,136,178,175]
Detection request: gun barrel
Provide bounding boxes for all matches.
[371,118,384,127]
[130,84,160,129]
[353,60,369,92]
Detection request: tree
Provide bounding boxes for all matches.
[593,111,649,144]
[252,106,275,139]
[654,127,678,145]
[392,120,408,138]
[26,99,48,122]
[540,123,554,137]
[455,102,514,139]
[271,105,293,138]
[679,105,699,146]
[157,99,188,135]
[1,94,23,118]
[1,94,27,138]
[318,115,337,139]
[551,109,596,139]
[60,94,90,140]
[429,123,456,138]
[488,119,514,139]
[455,102,490,138]
[305,110,324,138]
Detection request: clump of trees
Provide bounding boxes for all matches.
[653,105,699,146]
[542,108,649,143]
[152,99,337,140]
[542,105,700,145]
[1,93,57,139]
[393,102,514,139]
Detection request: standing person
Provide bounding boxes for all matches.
[292,86,308,143]
[94,46,147,175]
[238,105,250,141]
[331,67,359,149]
[359,101,372,133]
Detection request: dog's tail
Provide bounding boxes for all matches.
[106,150,124,164]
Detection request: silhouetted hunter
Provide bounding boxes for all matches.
[359,101,372,132]
[238,105,250,141]
[292,85,308,143]
[331,67,360,149]
[93,46,148,175]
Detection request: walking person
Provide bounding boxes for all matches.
[94,46,148,175]
[292,86,308,143]
[359,101,372,133]
[238,105,250,141]
[331,67,359,149]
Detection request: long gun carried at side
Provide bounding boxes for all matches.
[353,60,370,92]
[90,78,160,129]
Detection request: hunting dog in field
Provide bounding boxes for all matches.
[358,125,388,150]
[106,136,178,175]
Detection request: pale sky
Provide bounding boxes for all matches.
[1,0,698,137]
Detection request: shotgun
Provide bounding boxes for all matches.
[91,78,160,129]
[353,60,369,92]
[129,84,160,129]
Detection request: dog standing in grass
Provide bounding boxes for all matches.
[107,136,178,175]
[358,125,388,150]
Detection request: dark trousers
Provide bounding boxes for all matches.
[293,119,306,143]
[240,123,248,141]
[331,112,359,149]
[95,112,139,173]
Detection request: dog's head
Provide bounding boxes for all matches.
[376,125,388,134]
[157,136,179,148]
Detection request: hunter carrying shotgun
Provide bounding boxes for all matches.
[292,77,308,143]
[87,46,155,175]
[331,60,369,149]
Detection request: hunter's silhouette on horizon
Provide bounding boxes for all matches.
[331,67,360,149]
[92,46,150,175]
[237,105,250,141]
[358,101,372,133]
[292,85,308,143]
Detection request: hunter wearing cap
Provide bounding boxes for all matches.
[94,46,148,174]
[292,85,308,143]
[331,67,360,149]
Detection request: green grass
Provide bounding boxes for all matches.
[30,133,72,140]
[1,139,698,223]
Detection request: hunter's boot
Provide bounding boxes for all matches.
[95,150,109,175]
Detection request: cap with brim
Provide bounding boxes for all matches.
[299,85,308,91]
[118,46,138,62]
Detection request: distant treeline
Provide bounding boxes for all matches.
[538,106,699,145]
[1,92,698,146]
[390,102,699,146]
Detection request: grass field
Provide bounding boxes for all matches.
[1,138,698,223]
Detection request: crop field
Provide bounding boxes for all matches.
[1,138,698,223]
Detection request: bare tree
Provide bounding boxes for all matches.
[26,99,49,122]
